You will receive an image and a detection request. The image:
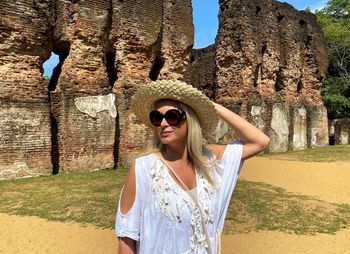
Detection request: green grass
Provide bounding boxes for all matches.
[1,164,349,235]
[261,144,350,162]
[225,180,350,235]
[0,167,126,229]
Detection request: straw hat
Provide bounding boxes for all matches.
[131,80,219,135]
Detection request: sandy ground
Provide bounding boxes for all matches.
[1,157,349,254]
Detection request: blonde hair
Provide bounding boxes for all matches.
[151,101,213,184]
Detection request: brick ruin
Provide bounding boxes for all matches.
[0,0,332,179]
[186,0,330,152]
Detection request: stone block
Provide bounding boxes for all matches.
[269,103,289,153]
[333,118,350,145]
[291,107,307,150]
[308,106,329,147]
[250,105,266,131]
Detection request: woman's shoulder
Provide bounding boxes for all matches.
[206,140,243,161]
[206,144,226,160]
[134,153,159,170]
[136,153,157,162]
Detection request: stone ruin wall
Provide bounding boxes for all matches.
[0,0,193,179]
[186,0,330,153]
[0,0,332,179]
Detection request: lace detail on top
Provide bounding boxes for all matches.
[186,187,198,203]
[149,157,216,253]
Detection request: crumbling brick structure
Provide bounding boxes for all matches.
[0,0,193,179]
[0,0,329,179]
[187,0,329,152]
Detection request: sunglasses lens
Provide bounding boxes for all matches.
[165,110,182,126]
[149,110,163,126]
[149,109,185,127]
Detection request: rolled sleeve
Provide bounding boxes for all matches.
[115,163,142,241]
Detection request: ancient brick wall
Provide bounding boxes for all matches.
[0,0,54,179]
[214,0,328,107]
[187,0,329,152]
[185,45,217,99]
[50,0,115,172]
[111,0,194,164]
[0,0,194,178]
[1,0,330,179]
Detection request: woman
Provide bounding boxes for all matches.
[116,80,270,254]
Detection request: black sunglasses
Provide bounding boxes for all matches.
[149,109,186,127]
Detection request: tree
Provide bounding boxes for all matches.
[321,0,350,19]
[316,0,350,118]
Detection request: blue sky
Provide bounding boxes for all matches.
[43,0,327,76]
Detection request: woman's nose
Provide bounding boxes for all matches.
[160,118,169,127]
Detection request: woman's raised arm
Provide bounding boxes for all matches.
[212,102,270,160]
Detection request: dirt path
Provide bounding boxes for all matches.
[0,213,117,254]
[240,157,350,204]
[1,157,349,254]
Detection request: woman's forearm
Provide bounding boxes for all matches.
[118,237,136,254]
[213,102,270,159]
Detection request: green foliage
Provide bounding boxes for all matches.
[322,0,350,20]
[316,0,350,118]
[321,76,350,118]
[43,77,51,87]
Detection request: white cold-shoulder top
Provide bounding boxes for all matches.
[115,141,243,254]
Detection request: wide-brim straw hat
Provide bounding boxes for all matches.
[131,80,219,136]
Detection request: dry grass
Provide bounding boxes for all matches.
[0,167,126,228]
[261,144,350,162]
[1,145,349,235]
[224,180,350,235]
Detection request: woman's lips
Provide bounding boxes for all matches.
[160,131,172,137]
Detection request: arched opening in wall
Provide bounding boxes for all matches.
[43,52,59,79]
[43,45,70,174]
[329,135,335,145]
[50,113,59,174]
[105,51,117,89]
[149,56,165,81]
[192,0,219,49]
[275,72,285,92]
[105,50,120,167]
[297,79,303,93]
[43,52,60,174]
[48,48,70,91]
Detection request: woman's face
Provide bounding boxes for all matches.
[153,99,188,146]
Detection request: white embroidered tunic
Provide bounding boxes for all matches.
[115,141,243,254]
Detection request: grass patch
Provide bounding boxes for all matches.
[261,144,350,162]
[0,166,349,235]
[0,167,126,229]
[225,180,350,235]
